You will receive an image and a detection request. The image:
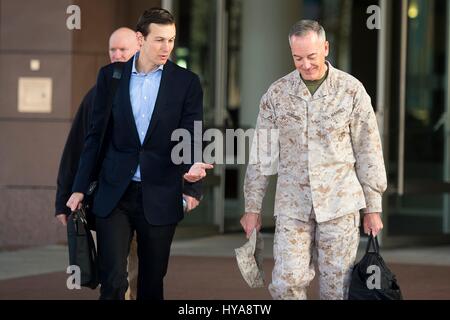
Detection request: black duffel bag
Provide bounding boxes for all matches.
[349,234,403,300]
[67,207,99,289]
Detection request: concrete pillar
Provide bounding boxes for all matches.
[240,0,301,127]
[236,0,302,227]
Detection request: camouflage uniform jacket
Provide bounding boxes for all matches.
[244,62,387,223]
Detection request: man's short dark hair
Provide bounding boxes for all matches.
[136,7,175,38]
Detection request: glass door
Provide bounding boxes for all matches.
[169,0,223,235]
[384,0,450,245]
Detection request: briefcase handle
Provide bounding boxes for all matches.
[70,206,89,227]
[366,234,380,254]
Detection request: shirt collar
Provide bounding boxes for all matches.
[289,61,334,100]
[132,51,164,75]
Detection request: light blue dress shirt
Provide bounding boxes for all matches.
[129,52,163,181]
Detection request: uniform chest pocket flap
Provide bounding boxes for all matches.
[276,111,305,129]
[322,108,351,136]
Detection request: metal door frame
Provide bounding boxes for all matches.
[380,0,450,247]
[163,0,227,233]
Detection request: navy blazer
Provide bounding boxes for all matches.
[72,58,203,225]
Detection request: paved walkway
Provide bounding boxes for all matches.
[1,233,450,299]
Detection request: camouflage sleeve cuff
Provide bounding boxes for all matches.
[243,171,269,214]
[362,207,382,214]
[244,199,263,214]
[362,190,383,213]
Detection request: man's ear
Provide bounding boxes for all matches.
[324,40,330,57]
[136,32,144,45]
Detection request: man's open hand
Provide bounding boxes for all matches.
[184,162,214,182]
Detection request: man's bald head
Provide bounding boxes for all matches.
[109,27,140,63]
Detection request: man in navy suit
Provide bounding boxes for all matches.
[67,8,212,300]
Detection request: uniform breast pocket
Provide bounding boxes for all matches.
[322,111,351,142]
[276,111,305,129]
[276,110,306,148]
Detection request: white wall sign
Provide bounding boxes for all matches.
[18,77,52,113]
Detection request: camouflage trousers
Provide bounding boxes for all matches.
[269,210,360,300]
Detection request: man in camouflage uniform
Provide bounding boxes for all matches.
[241,20,387,300]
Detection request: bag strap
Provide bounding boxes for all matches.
[100,62,124,150]
[366,234,380,254]
[89,62,125,185]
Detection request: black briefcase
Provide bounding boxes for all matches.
[349,235,403,300]
[67,208,99,289]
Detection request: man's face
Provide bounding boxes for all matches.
[138,23,176,66]
[290,32,329,81]
[109,31,140,63]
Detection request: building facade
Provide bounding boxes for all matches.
[1,0,449,248]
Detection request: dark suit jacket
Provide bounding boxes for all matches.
[55,86,95,215]
[71,58,203,225]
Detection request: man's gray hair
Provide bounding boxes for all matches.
[288,20,326,44]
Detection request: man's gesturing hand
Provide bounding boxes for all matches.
[184,162,214,183]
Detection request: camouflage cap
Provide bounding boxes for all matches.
[234,229,265,288]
